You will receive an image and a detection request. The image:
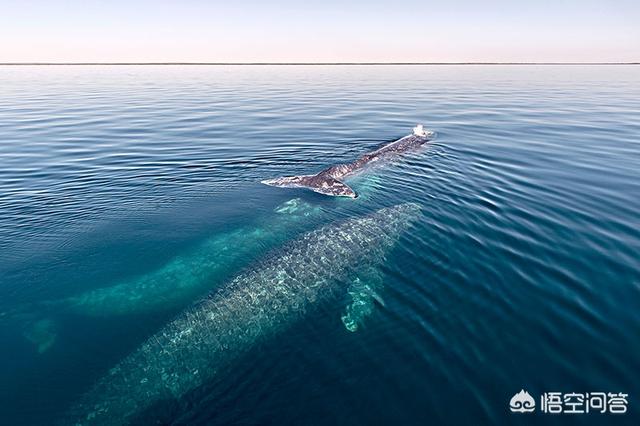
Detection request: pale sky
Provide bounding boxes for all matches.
[1,0,638,63]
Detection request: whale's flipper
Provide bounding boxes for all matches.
[341,267,385,332]
[261,175,357,198]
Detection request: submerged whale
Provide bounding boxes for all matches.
[262,124,434,198]
[62,198,322,318]
[67,203,421,425]
[12,198,323,353]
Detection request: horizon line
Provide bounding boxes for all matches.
[0,62,638,66]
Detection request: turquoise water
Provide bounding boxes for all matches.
[0,65,639,425]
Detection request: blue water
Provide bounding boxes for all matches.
[0,65,639,425]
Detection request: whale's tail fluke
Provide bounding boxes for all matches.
[261,174,357,198]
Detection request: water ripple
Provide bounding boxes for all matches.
[0,65,639,425]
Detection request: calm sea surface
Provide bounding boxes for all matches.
[0,65,639,425]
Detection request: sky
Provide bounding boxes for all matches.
[1,0,638,63]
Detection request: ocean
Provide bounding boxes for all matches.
[0,65,638,425]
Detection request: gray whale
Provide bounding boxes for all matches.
[262,125,434,198]
[67,203,420,425]
[8,198,324,354]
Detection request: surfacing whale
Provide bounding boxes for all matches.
[262,124,435,198]
[66,203,421,425]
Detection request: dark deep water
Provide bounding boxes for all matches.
[0,65,639,425]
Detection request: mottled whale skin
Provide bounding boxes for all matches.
[262,125,434,198]
[67,203,420,425]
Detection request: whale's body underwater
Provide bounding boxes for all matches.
[10,198,323,354]
[63,198,323,318]
[262,125,434,198]
[67,203,421,425]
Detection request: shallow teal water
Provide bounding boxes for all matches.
[0,65,639,425]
